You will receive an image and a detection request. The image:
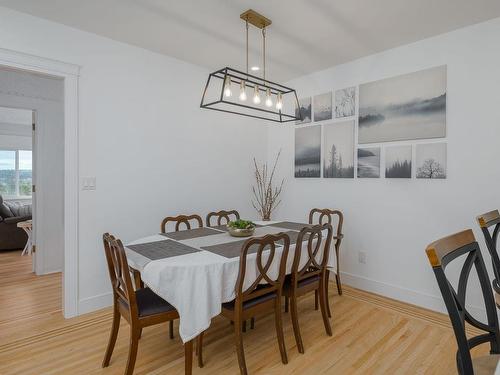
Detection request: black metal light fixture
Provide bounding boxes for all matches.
[200,9,302,123]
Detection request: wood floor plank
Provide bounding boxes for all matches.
[0,250,490,374]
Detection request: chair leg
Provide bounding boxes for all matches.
[336,248,342,296]
[242,320,247,333]
[314,290,319,310]
[185,339,193,375]
[319,281,333,336]
[234,319,248,375]
[336,271,342,296]
[196,331,204,368]
[274,296,288,364]
[290,294,304,354]
[284,295,289,313]
[102,305,120,367]
[169,320,174,339]
[125,326,140,375]
[325,270,332,318]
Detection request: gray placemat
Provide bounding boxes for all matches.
[210,224,264,232]
[160,227,222,241]
[127,239,201,260]
[268,221,312,231]
[201,231,305,259]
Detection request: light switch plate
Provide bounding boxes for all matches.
[81,177,96,190]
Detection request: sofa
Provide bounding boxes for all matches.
[0,194,32,251]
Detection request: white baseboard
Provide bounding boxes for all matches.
[339,271,487,319]
[78,292,113,315]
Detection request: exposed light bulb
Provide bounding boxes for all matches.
[265,88,273,107]
[223,76,232,97]
[253,85,261,104]
[239,81,247,101]
[276,92,283,110]
[251,66,260,71]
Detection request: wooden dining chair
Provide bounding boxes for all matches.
[160,214,203,233]
[159,214,202,338]
[308,208,344,318]
[425,229,500,374]
[102,233,192,375]
[197,233,290,375]
[283,223,333,353]
[477,210,500,294]
[206,209,240,227]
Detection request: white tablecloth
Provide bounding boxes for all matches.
[126,221,335,343]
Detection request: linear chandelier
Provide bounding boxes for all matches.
[200,9,302,123]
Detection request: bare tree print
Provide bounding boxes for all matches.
[416,158,445,178]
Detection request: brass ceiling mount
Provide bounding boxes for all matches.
[240,9,272,29]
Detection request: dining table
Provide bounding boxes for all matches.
[125,220,336,358]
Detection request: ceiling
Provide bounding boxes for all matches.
[1,0,500,81]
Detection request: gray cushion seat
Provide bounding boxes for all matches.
[135,288,176,317]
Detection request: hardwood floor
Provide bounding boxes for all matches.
[0,250,488,374]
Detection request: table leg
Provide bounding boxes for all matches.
[185,339,193,375]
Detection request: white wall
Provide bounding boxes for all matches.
[267,18,500,315]
[0,6,268,313]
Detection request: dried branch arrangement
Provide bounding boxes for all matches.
[252,150,284,221]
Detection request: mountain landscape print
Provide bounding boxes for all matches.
[295,125,321,177]
[314,92,332,121]
[295,97,312,124]
[359,66,446,144]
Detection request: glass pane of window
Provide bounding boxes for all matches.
[18,150,32,197]
[0,150,16,196]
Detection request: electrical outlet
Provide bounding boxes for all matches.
[358,251,367,264]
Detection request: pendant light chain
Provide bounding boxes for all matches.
[262,27,266,84]
[246,20,249,77]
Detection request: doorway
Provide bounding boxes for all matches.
[0,67,65,321]
[0,106,35,270]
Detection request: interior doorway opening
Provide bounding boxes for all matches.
[0,66,65,319]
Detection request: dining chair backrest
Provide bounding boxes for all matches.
[309,208,343,238]
[236,233,290,303]
[477,210,500,290]
[160,214,203,233]
[103,233,137,317]
[206,210,240,227]
[425,229,500,374]
[291,223,333,285]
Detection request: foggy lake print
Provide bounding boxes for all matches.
[314,92,332,121]
[357,147,380,178]
[335,87,356,118]
[385,145,412,178]
[416,143,446,179]
[295,97,312,124]
[359,66,446,144]
[295,125,321,177]
[323,121,354,178]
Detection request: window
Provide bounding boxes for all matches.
[0,150,32,198]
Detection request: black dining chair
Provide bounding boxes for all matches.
[477,210,500,295]
[425,229,500,374]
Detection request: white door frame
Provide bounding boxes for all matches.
[0,47,80,318]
